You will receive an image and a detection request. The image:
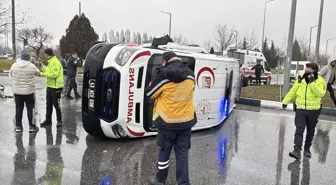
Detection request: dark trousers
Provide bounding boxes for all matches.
[156,128,191,185]
[255,74,261,85]
[14,94,35,126]
[294,109,320,149]
[66,76,78,95]
[326,83,336,105]
[46,88,62,121]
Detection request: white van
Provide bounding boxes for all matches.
[82,37,241,139]
[290,61,311,81]
[225,49,272,86]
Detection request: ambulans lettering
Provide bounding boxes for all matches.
[127,68,135,123]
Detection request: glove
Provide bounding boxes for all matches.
[307,73,315,83]
[282,104,287,109]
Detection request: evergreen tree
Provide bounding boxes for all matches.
[241,37,248,49]
[115,31,120,43]
[132,33,137,44]
[292,39,302,61]
[59,14,98,58]
[210,47,215,54]
[120,30,125,42]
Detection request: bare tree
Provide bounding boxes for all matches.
[108,30,115,42]
[142,32,148,42]
[0,0,26,33]
[125,29,131,43]
[148,36,153,42]
[101,32,108,41]
[120,30,125,42]
[173,35,189,45]
[115,31,120,43]
[238,30,259,50]
[213,24,236,51]
[137,32,141,44]
[203,40,213,52]
[17,26,52,60]
[132,32,137,44]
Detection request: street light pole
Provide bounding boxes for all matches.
[333,46,336,58]
[326,38,336,55]
[161,11,172,36]
[232,30,238,48]
[314,0,324,63]
[262,0,274,48]
[11,0,16,59]
[309,25,318,54]
[282,0,297,98]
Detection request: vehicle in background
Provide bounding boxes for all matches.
[225,48,272,86]
[290,61,311,82]
[82,36,241,139]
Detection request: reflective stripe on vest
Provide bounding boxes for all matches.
[153,110,194,123]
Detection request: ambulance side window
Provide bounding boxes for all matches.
[264,61,271,71]
[179,56,196,72]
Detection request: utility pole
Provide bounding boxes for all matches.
[231,30,238,48]
[326,38,336,55]
[161,11,172,36]
[314,0,324,63]
[11,0,16,59]
[282,0,297,98]
[309,25,318,55]
[79,1,82,15]
[261,0,274,48]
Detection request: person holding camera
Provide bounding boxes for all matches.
[282,63,326,160]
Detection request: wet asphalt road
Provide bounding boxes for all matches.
[1,76,336,185]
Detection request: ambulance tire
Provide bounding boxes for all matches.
[264,77,271,85]
[243,77,252,87]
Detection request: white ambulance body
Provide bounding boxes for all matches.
[225,48,272,86]
[82,38,241,139]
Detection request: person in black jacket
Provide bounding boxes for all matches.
[251,60,265,85]
[65,53,81,100]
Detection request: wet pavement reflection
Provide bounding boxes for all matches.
[1,76,336,185]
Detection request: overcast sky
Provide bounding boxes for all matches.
[10,0,336,54]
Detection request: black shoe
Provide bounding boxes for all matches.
[57,120,63,128]
[66,95,74,100]
[75,93,81,99]
[40,120,52,127]
[304,148,312,158]
[15,126,23,133]
[149,177,165,185]
[289,146,301,160]
[29,125,39,133]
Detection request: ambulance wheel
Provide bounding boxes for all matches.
[243,77,251,87]
[265,77,271,85]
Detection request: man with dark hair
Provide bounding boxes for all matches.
[148,51,197,185]
[251,60,264,85]
[40,48,64,128]
[282,62,326,160]
[65,52,81,100]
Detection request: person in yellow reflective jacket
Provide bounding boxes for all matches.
[282,63,326,160]
[40,48,64,128]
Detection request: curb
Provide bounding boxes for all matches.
[236,98,336,117]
